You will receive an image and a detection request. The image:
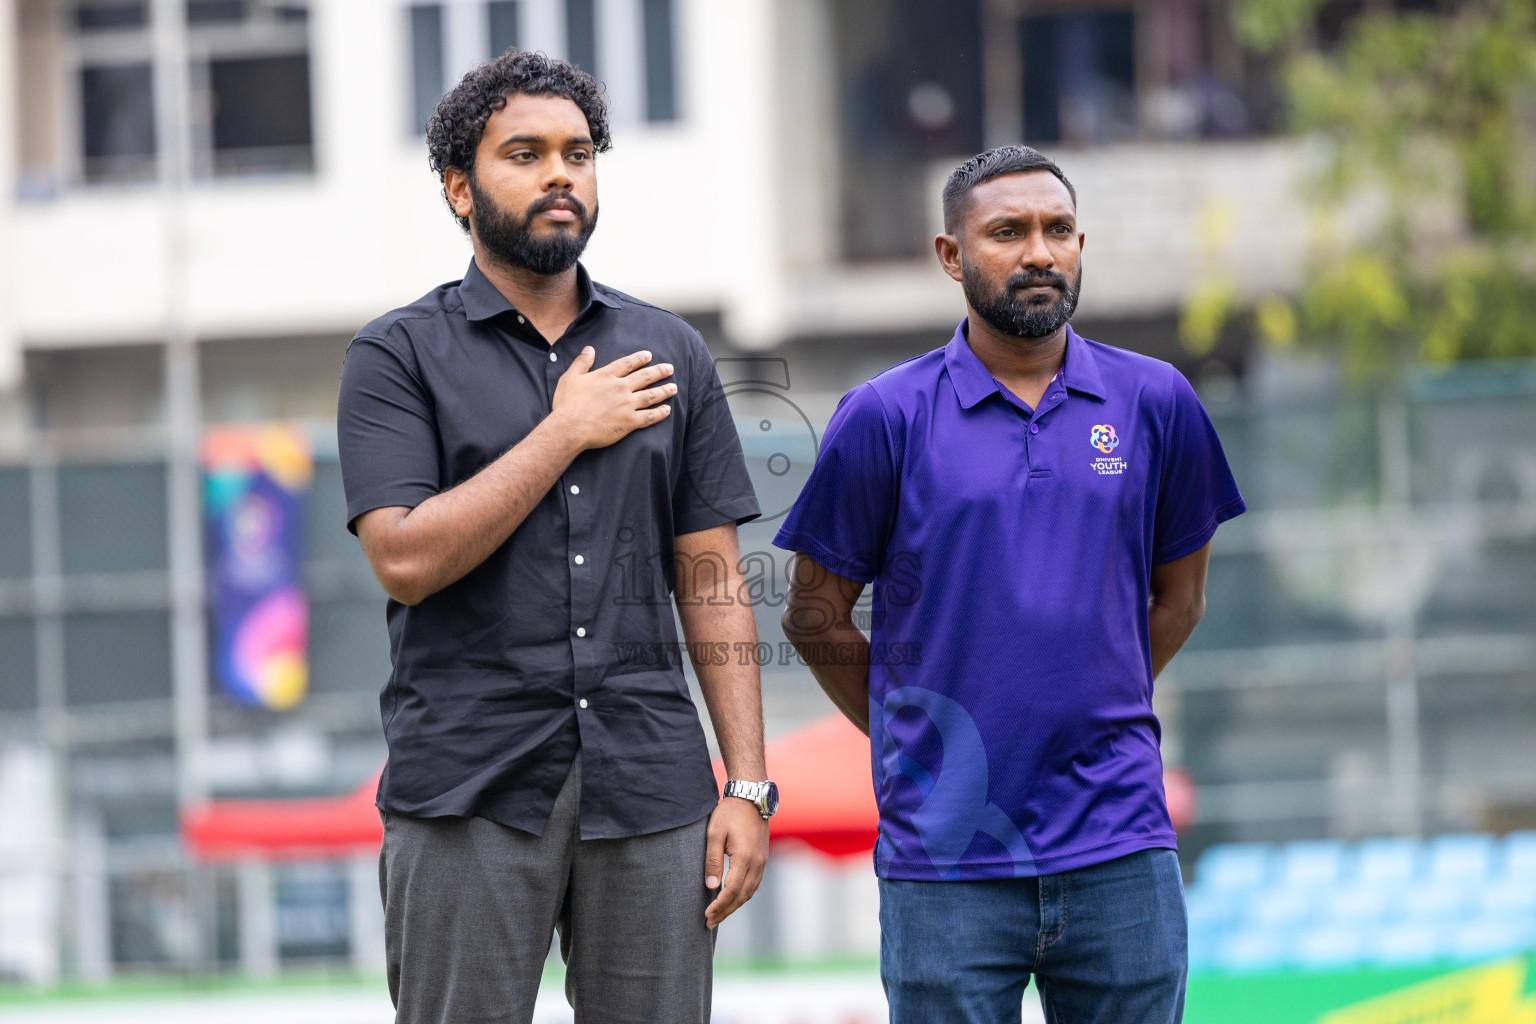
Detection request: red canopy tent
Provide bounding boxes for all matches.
[183,713,880,862]
[182,714,1194,862]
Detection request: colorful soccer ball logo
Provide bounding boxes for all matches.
[1090,424,1119,454]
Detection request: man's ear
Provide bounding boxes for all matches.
[444,166,473,221]
[935,233,963,284]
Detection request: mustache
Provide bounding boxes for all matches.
[1006,270,1071,293]
[526,191,590,221]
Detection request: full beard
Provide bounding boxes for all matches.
[469,178,600,276]
[963,262,1082,339]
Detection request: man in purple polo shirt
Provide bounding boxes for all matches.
[775,145,1245,1023]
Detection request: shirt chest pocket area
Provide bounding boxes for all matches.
[605,394,679,472]
[439,400,548,488]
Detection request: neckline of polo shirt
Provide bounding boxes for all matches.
[457,258,621,324]
[946,318,1108,408]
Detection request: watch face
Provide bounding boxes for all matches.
[764,781,779,816]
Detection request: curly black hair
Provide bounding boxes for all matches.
[426,50,612,233]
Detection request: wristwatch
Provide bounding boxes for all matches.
[723,779,780,819]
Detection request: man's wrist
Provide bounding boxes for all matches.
[723,779,778,818]
[537,408,589,456]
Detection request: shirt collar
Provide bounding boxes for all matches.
[944,319,1107,409]
[458,258,620,323]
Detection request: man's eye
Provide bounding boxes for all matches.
[568,151,590,161]
[995,228,1016,238]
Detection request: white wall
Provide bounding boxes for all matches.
[8,0,794,349]
[0,745,60,986]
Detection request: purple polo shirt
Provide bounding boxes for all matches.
[774,321,1246,881]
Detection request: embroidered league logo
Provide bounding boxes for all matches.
[1090,424,1125,476]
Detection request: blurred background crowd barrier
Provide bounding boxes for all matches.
[1,0,1535,1021]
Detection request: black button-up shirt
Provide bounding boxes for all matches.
[337,260,759,839]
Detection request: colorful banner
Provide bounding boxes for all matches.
[202,423,313,711]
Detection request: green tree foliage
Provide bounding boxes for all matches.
[1198,0,1536,374]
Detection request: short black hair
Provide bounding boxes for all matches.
[426,50,612,232]
[941,145,1077,234]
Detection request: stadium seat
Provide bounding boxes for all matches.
[1317,885,1394,927]
[1246,886,1321,929]
[1275,839,1348,888]
[1502,831,1536,879]
[1216,928,1289,973]
[1447,916,1536,963]
[1190,833,1536,976]
[1185,888,1242,931]
[1426,833,1496,883]
[1354,837,1423,887]
[1400,883,1473,923]
[1290,923,1367,970]
[1196,843,1273,893]
[1187,931,1224,972]
[1474,876,1536,916]
[1367,921,1444,966]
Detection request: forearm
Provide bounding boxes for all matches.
[1148,599,1202,679]
[681,597,767,779]
[783,554,872,734]
[370,413,584,604]
[788,625,872,735]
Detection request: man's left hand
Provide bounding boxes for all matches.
[703,797,770,929]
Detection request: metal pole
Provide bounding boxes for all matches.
[1378,391,1422,835]
[151,0,210,974]
[151,0,207,815]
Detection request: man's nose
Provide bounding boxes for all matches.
[542,156,574,191]
[1019,229,1054,270]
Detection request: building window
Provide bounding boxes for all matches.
[79,62,157,181]
[62,0,315,183]
[206,54,313,174]
[1021,11,1137,146]
[565,0,596,76]
[488,0,519,57]
[641,0,676,123]
[406,0,680,136]
[409,4,445,133]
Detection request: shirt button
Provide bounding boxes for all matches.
[549,351,558,362]
[517,315,526,324]
[1030,423,1040,435]
[569,485,580,495]
[576,627,586,637]
[574,555,585,565]
[578,698,588,709]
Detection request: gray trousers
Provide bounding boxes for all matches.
[380,753,715,1024]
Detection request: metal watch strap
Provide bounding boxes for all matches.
[724,780,772,817]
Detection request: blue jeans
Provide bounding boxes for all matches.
[879,848,1187,1024]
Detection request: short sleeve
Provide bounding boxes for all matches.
[1152,370,1247,564]
[337,334,443,535]
[670,336,761,535]
[772,384,897,584]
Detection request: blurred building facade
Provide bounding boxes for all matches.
[1,0,1534,986]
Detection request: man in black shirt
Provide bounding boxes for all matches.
[337,52,773,1024]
